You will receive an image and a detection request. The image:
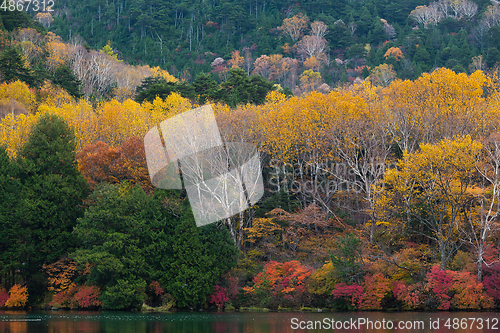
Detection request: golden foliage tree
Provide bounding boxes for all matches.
[384,47,403,61]
[375,135,482,269]
[279,13,310,41]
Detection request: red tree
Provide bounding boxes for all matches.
[76,137,152,191]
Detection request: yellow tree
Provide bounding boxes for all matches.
[101,41,121,61]
[382,68,493,155]
[328,82,391,241]
[253,88,377,221]
[113,64,153,102]
[298,69,322,94]
[38,81,74,107]
[0,80,36,114]
[98,99,148,146]
[38,99,99,151]
[36,12,54,28]
[416,69,490,141]
[228,50,244,68]
[45,33,71,72]
[368,64,397,87]
[375,135,482,269]
[13,28,45,66]
[384,47,403,61]
[304,56,321,71]
[280,13,309,41]
[0,112,41,157]
[149,66,178,83]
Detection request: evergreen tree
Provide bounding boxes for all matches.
[16,114,88,297]
[72,183,164,310]
[53,65,83,99]
[72,183,238,310]
[135,76,167,95]
[0,47,37,87]
[249,74,275,104]
[329,233,364,284]
[161,215,238,308]
[0,10,35,32]
[0,147,22,290]
[135,80,178,103]
[486,47,500,68]
[219,68,273,107]
[193,73,220,104]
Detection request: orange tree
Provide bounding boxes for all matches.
[243,260,312,309]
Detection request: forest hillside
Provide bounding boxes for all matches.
[0,5,500,312]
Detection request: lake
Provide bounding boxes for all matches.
[0,310,499,332]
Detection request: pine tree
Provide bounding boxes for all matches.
[193,73,220,104]
[0,147,22,290]
[16,114,88,296]
[0,47,36,87]
[53,65,83,99]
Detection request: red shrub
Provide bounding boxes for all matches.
[208,285,229,310]
[331,283,364,309]
[360,274,391,310]
[74,286,102,309]
[425,266,453,310]
[425,265,493,310]
[0,288,9,307]
[50,285,79,309]
[51,285,101,309]
[146,281,165,307]
[393,281,425,310]
[483,263,500,301]
[149,281,163,296]
[226,276,239,300]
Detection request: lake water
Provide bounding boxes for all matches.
[0,310,499,332]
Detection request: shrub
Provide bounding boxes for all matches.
[368,245,431,282]
[0,288,9,307]
[243,260,312,309]
[50,285,79,309]
[425,266,453,310]
[393,281,425,310]
[308,262,336,296]
[331,283,363,310]
[101,279,147,310]
[5,285,28,308]
[50,285,102,309]
[450,271,493,310]
[208,285,229,310]
[146,281,164,307]
[360,274,391,310]
[483,263,500,303]
[425,265,493,310]
[74,286,102,309]
[226,275,239,300]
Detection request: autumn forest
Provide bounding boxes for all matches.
[1,4,500,312]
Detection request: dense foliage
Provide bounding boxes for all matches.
[1,11,500,312]
[47,0,500,90]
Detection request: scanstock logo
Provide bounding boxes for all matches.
[144,105,264,227]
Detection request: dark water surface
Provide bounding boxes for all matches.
[0,310,499,332]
